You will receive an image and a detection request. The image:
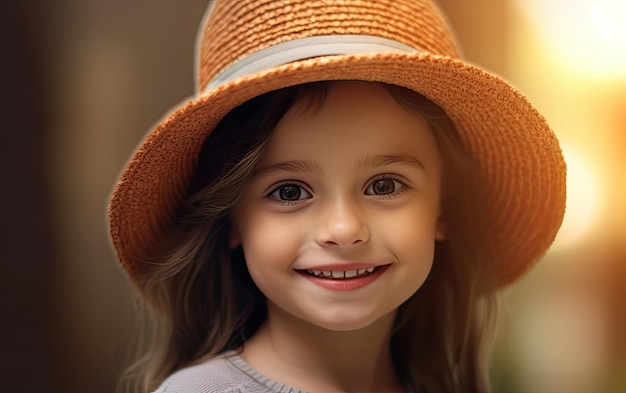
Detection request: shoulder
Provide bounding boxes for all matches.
[152,353,249,393]
[153,351,307,393]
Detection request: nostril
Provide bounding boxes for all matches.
[323,238,364,247]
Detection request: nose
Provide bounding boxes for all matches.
[315,197,370,247]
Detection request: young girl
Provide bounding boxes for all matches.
[109,1,566,392]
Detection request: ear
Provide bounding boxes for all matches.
[435,213,446,241]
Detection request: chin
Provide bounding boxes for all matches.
[305,309,396,333]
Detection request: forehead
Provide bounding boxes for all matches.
[258,81,441,168]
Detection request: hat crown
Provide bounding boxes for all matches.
[197,0,460,92]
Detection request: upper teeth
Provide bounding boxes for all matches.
[306,267,376,279]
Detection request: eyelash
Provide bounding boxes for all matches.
[266,175,409,206]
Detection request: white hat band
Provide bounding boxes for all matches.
[204,34,422,92]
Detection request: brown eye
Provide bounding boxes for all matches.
[373,179,394,194]
[269,184,312,201]
[279,185,301,200]
[365,177,404,196]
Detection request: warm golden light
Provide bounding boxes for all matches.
[551,146,602,251]
[514,0,626,77]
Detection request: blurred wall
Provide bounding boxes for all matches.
[3,1,207,392]
[41,1,209,392]
[1,3,56,392]
[4,0,625,392]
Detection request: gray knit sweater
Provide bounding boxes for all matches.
[153,351,307,393]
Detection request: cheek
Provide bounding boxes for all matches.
[375,206,438,277]
[235,211,303,271]
[377,204,440,246]
[393,228,436,300]
[397,225,437,258]
[395,227,436,277]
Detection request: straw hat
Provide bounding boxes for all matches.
[109,0,566,287]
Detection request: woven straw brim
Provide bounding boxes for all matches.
[109,52,566,287]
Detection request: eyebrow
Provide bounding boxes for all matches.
[253,159,323,177]
[358,154,424,170]
[253,154,423,178]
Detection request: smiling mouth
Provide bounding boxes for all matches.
[300,266,383,280]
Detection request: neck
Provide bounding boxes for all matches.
[241,303,404,393]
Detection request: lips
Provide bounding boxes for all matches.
[303,266,381,280]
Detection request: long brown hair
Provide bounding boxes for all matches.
[122,81,499,393]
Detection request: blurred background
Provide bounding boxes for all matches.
[2,0,625,392]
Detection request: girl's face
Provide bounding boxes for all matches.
[231,81,444,332]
